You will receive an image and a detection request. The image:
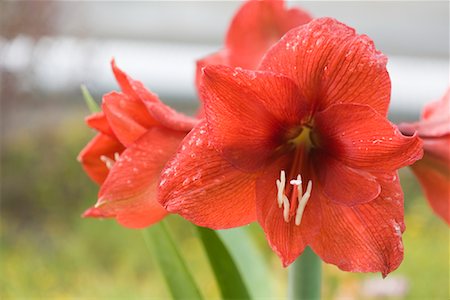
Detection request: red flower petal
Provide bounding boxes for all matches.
[82,207,115,218]
[112,60,197,132]
[310,172,405,276]
[77,133,125,185]
[399,89,450,138]
[225,0,312,69]
[411,155,450,224]
[93,127,185,228]
[422,88,450,121]
[142,99,199,133]
[313,153,381,205]
[315,103,423,172]
[260,18,391,115]
[195,50,228,92]
[422,135,450,163]
[85,111,115,138]
[201,65,309,171]
[255,156,321,266]
[158,121,257,229]
[102,91,158,146]
[398,118,450,139]
[111,59,159,104]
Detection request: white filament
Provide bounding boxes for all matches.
[295,180,312,226]
[276,170,287,208]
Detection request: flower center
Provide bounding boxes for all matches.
[287,124,321,150]
[276,170,312,226]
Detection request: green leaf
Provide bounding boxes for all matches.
[81,85,100,113]
[217,226,274,299]
[197,226,251,300]
[143,221,203,300]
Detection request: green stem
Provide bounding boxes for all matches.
[288,247,322,300]
[143,221,203,299]
[196,226,251,300]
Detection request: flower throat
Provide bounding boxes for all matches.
[276,125,314,226]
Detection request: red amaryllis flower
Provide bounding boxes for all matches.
[159,18,423,275]
[78,60,197,228]
[196,0,312,87]
[398,89,450,224]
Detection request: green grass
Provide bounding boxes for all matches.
[1,115,449,299]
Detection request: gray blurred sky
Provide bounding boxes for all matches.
[53,1,449,57]
[1,1,449,120]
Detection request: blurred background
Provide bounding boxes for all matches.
[1,1,449,299]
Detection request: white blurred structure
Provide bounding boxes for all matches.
[1,1,449,118]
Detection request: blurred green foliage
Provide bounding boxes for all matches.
[1,114,448,299]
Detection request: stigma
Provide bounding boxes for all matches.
[276,170,313,226]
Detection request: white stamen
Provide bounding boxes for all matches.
[100,155,115,169]
[114,152,120,161]
[276,179,282,207]
[295,180,312,226]
[276,170,286,208]
[283,197,290,222]
[276,171,313,224]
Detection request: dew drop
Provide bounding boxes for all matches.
[393,222,402,237]
[315,36,324,46]
[192,171,202,182]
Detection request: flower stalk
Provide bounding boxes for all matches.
[288,247,321,300]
